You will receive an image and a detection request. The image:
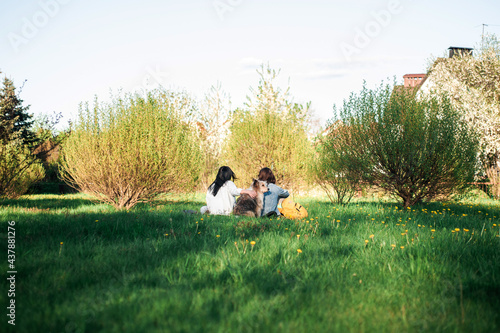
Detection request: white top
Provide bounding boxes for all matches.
[205,181,242,215]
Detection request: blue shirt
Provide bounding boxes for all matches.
[261,183,289,216]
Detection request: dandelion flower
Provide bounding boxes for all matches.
[455,228,460,232]
[391,244,396,248]
[297,234,300,239]
[297,249,302,254]
[216,235,220,238]
[369,234,375,239]
[60,242,63,245]
[431,229,436,232]
[365,240,369,244]
[250,241,256,246]
[400,246,405,249]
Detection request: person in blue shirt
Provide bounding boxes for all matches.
[257,167,289,217]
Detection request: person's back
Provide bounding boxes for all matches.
[261,183,289,216]
[205,181,240,215]
[257,167,289,217]
[200,166,256,215]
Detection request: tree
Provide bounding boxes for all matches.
[421,33,500,166]
[224,66,313,190]
[0,76,35,146]
[60,89,202,210]
[329,82,479,208]
[196,83,232,188]
[0,72,45,198]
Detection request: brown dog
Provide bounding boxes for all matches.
[233,179,269,217]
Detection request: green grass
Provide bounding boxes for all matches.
[1,193,499,332]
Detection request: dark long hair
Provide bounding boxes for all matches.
[258,167,276,184]
[209,166,237,196]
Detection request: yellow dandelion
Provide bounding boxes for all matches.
[369,234,375,239]
[431,229,436,232]
[400,246,405,249]
[401,233,406,236]
[165,233,168,236]
[297,249,302,254]
[250,241,256,246]
[391,244,396,248]
[455,228,460,232]
[216,235,220,238]
[464,229,470,232]
[200,218,204,221]
[60,242,63,245]
[95,220,98,222]
[297,234,300,239]
[365,240,369,244]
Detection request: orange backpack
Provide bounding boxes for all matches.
[278,198,308,219]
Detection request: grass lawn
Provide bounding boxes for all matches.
[1,192,499,332]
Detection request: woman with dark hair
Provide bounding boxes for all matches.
[200,166,256,215]
[258,167,289,217]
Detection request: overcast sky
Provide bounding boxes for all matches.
[1,0,499,129]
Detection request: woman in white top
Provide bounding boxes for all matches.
[200,166,256,215]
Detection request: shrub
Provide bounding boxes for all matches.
[60,90,202,210]
[311,122,361,204]
[0,139,45,198]
[329,82,479,208]
[225,66,313,190]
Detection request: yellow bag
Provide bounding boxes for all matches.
[278,198,308,219]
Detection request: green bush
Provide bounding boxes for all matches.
[0,139,45,198]
[326,82,480,207]
[311,123,361,204]
[60,89,202,210]
[225,67,313,190]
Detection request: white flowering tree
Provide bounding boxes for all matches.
[420,34,500,197]
[421,34,500,166]
[195,84,232,188]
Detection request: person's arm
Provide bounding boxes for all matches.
[227,181,257,198]
[277,186,289,198]
[241,189,257,198]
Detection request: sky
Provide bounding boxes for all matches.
[1,0,499,130]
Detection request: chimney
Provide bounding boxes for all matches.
[403,74,427,88]
[448,47,473,58]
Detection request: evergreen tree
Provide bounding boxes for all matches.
[0,76,35,145]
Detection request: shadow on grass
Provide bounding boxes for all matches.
[0,195,93,210]
[0,193,206,212]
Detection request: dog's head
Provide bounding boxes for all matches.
[252,179,269,193]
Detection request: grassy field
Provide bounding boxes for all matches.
[1,192,499,333]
